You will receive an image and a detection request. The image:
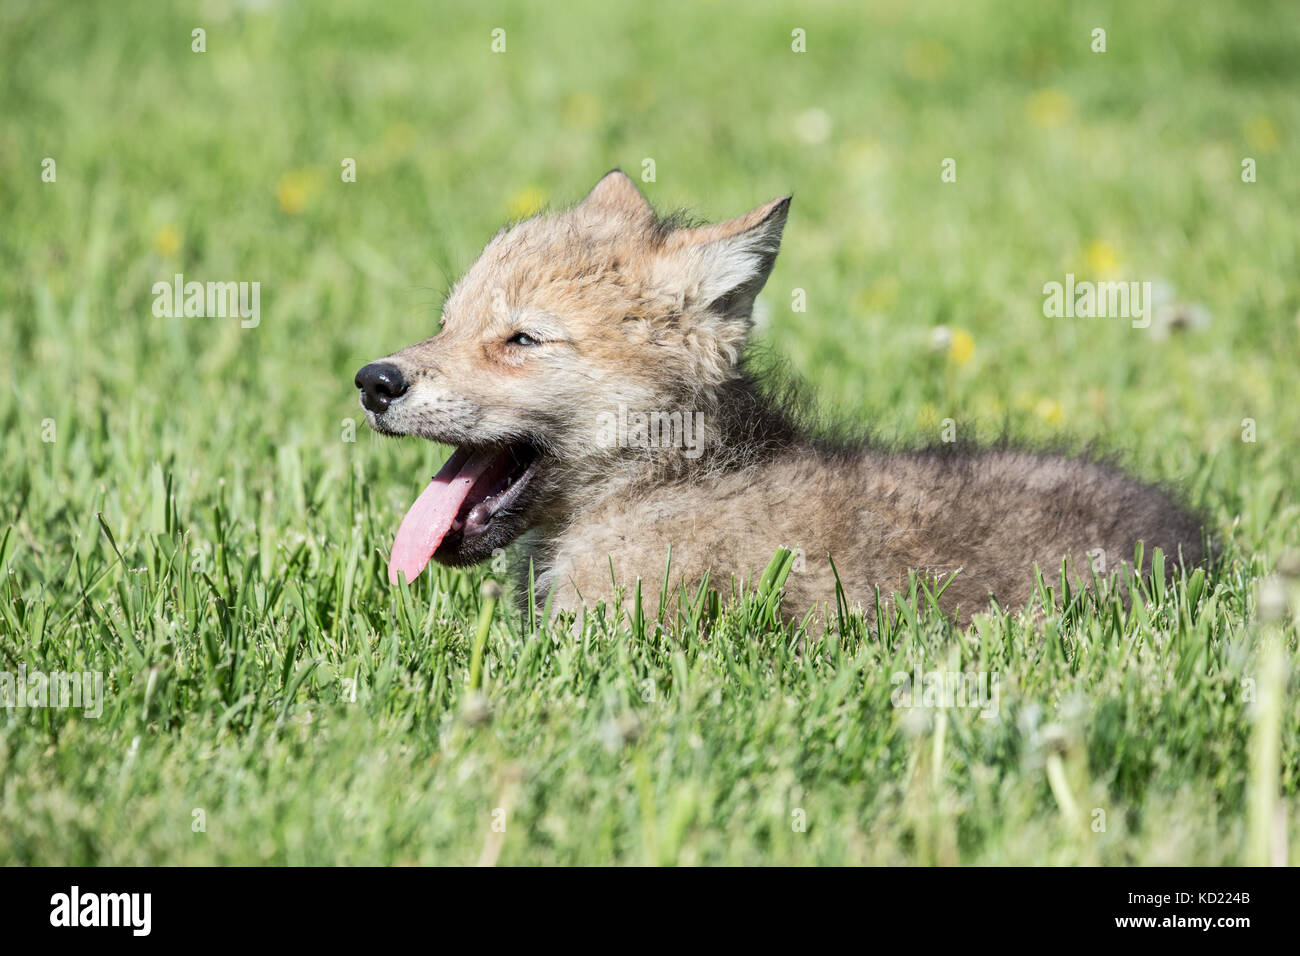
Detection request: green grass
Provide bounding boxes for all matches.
[2,0,1298,864]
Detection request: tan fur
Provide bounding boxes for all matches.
[361,171,1206,627]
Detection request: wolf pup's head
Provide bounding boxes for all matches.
[356,170,790,584]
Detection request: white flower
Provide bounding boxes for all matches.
[794,108,832,145]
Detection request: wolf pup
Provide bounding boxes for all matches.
[356,170,1205,625]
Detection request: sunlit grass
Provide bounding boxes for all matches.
[0,0,1297,864]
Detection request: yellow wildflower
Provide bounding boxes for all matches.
[1035,397,1064,425]
[277,169,317,215]
[1027,88,1073,128]
[1084,240,1119,277]
[1244,114,1280,153]
[507,186,546,219]
[153,226,181,257]
[947,328,975,365]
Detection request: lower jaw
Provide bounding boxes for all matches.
[433,486,538,566]
[433,526,473,563]
[432,541,479,567]
[433,525,511,567]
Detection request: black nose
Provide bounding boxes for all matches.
[354,362,408,413]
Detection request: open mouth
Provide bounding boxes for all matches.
[387,442,540,584]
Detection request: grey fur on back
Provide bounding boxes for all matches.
[528,366,1208,626]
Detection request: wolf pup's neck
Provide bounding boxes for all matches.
[549,367,809,522]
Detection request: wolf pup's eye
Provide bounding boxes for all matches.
[506,332,540,347]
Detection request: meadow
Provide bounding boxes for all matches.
[1,0,1297,864]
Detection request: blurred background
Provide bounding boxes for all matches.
[2,0,1297,571]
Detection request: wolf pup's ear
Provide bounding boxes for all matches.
[580,169,654,221]
[668,196,791,321]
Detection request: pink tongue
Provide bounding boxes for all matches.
[388,448,497,585]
